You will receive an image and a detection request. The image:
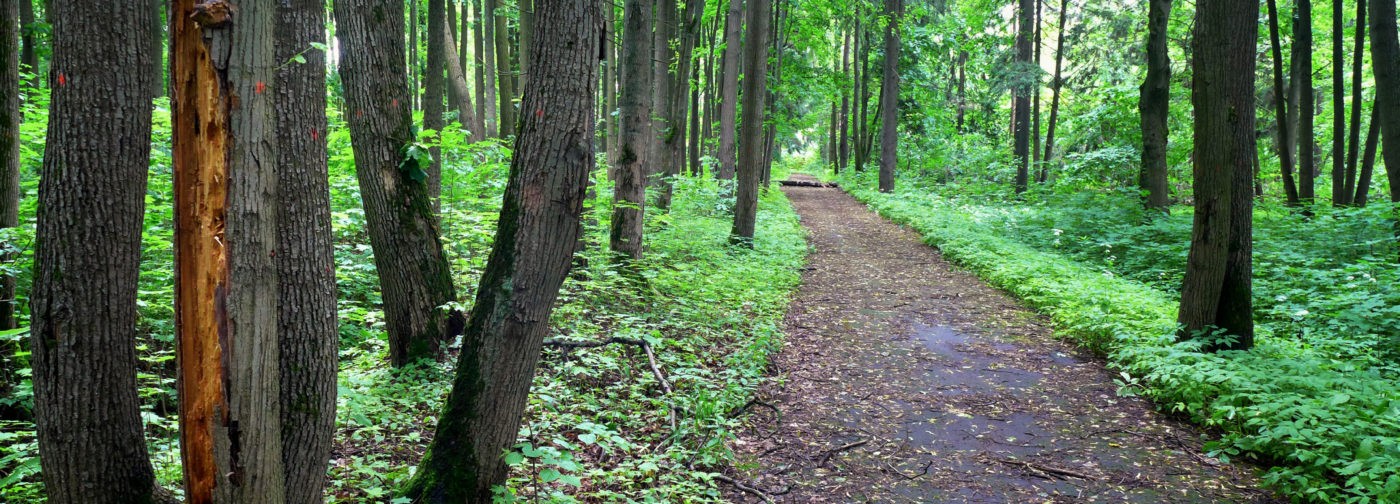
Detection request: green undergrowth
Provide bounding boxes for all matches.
[828,168,1400,503]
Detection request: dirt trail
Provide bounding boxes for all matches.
[726,177,1280,503]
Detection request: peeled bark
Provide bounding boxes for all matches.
[611,0,653,259]
[172,0,286,501]
[732,0,770,243]
[1178,0,1257,351]
[1267,0,1301,206]
[877,0,901,193]
[30,3,160,502]
[718,0,743,181]
[274,1,338,502]
[335,0,459,368]
[1371,0,1400,204]
[398,0,598,499]
[1138,0,1171,210]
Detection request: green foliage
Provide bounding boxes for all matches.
[834,171,1400,503]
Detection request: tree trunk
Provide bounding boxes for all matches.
[689,52,703,175]
[443,16,482,142]
[718,0,743,181]
[1297,0,1317,205]
[0,0,19,331]
[17,0,34,90]
[660,0,705,209]
[274,1,338,501]
[335,0,459,368]
[702,12,719,160]
[1371,0,1400,204]
[732,0,769,243]
[838,28,851,173]
[411,0,420,111]
[877,0,901,193]
[1355,105,1380,205]
[475,0,497,137]
[1032,0,1042,172]
[1267,0,1301,206]
[492,0,516,136]
[603,1,616,162]
[651,0,677,202]
[956,49,966,133]
[1012,0,1032,193]
[1040,0,1068,179]
[519,0,532,89]
[1344,0,1368,204]
[149,0,164,98]
[762,0,786,188]
[399,1,597,499]
[1138,0,1171,210]
[31,3,161,502]
[1178,0,1257,351]
[172,0,287,501]
[1332,0,1347,206]
[611,0,653,259]
[426,0,446,211]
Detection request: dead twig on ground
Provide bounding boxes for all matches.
[816,439,869,468]
[883,459,933,480]
[715,474,774,503]
[991,456,1096,481]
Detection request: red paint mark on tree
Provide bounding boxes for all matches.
[536,109,544,118]
[57,73,66,87]
[392,98,399,108]
[255,81,266,94]
[311,128,319,140]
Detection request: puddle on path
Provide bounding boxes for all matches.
[911,323,1044,395]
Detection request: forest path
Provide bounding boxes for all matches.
[726,176,1280,503]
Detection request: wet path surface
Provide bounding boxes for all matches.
[726,178,1280,503]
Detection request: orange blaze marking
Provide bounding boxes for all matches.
[255,81,266,94]
[57,73,66,86]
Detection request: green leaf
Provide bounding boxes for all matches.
[1329,394,1351,406]
[503,452,525,466]
[539,468,561,483]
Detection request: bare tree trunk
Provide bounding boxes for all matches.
[1298,0,1317,205]
[1012,0,1032,193]
[335,0,460,368]
[660,0,705,208]
[1138,0,1171,210]
[689,53,702,175]
[718,0,743,180]
[1267,0,1301,206]
[611,0,653,259]
[443,16,482,142]
[1178,0,1257,351]
[31,3,161,501]
[1332,0,1347,206]
[877,0,901,193]
[411,0,420,111]
[475,0,497,137]
[149,0,164,98]
[1344,0,1368,204]
[1040,0,1068,179]
[732,0,769,243]
[273,1,337,502]
[492,0,516,136]
[1355,106,1380,205]
[702,12,720,160]
[0,0,19,331]
[18,0,34,90]
[1371,0,1400,204]
[838,28,851,173]
[651,0,677,202]
[519,0,532,89]
[604,2,616,162]
[399,1,597,499]
[1032,0,1041,173]
[426,0,447,211]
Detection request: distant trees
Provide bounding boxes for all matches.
[1012,0,1032,194]
[29,1,161,502]
[877,0,902,193]
[1178,0,1258,351]
[1372,0,1400,205]
[611,0,652,260]
[399,0,599,498]
[1137,0,1171,210]
[733,0,771,242]
[718,0,743,182]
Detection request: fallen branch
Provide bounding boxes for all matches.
[543,336,678,431]
[992,456,1096,481]
[715,474,774,504]
[884,459,933,481]
[777,180,838,188]
[731,399,784,440]
[816,438,869,468]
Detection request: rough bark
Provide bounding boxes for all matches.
[335,0,459,368]
[1356,106,1380,205]
[1298,0,1317,205]
[17,0,33,89]
[604,1,616,161]
[274,1,338,502]
[427,0,446,210]
[732,0,770,243]
[1343,0,1368,204]
[877,0,901,193]
[611,0,653,259]
[1178,0,1257,351]
[475,0,497,137]
[411,0,420,111]
[1371,0,1400,204]
[1267,0,1301,206]
[1032,0,1042,172]
[518,0,532,88]
[1040,0,1068,178]
[718,0,743,181]
[838,28,851,173]
[398,0,597,499]
[1138,0,1171,210]
[30,3,160,502]
[492,0,516,136]
[149,0,164,98]
[1332,0,1347,206]
[443,16,482,142]
[659,0,705,209]
[0,0,19,330]
[172,0,286,501]
[651,0,677,201]
[1012,0,1032,193]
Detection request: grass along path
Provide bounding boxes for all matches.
[726,176,1280,503]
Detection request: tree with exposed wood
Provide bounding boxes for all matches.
[1137,0,1171,210]
[1178,0,1257,351]
[274,0,338,501]
[29,3,164,502]
[399,0,598,499]
[718,0,743,181]
[611,0,652,259]
[171,0,286,500]
[732,0,770,242]
[877,0,901,193]
[1011,0,1032,193]
[335,0,460,368]
[1371,0,1400,205]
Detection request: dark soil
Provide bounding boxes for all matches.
[724,177,1282,503]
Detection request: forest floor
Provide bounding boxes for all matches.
[725,175,1283,503]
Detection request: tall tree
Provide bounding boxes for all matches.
[1332,0,1347,206]
[443,14,483,142]
[492,0,516,136]
[149,0,164,98]
[603,1,617,161]
[651,0,677,200]
[877,0,901,193]
[1267,0,1301,206]
[660,0,706,209]
[1355,106,1380,205]
[172,0,286,500]
[1012,0,1033,193]
[611,0,653,259]
[732,0,770,242]
[1137,0,1171,210]
[426,0,447,210]
[0,0,19,331]
[838,28,852,172]
[1343,0,1368,203]
[475,0,498,137]
[1372,0,1400,205]
[1297,0,1317,205]
[335,0,460,367]
[1040,0,1068,179]
[1178,0,1258,351]
[398,0,598,499]
[274,0,338,502]
[16,0,33,90]
[718,0,743,181]
[30,3,161,502]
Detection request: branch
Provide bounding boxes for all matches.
[714,474,774,504]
